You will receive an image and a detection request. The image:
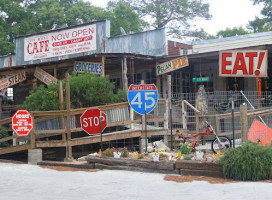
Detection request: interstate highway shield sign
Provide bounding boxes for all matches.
[128,84,158,115]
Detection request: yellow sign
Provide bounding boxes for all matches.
[156,56,189,76]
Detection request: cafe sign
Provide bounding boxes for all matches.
[156,56,189,76]
[24,24,96,61]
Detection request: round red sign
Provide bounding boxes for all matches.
[80,108,107,135]
[12,110,33,136]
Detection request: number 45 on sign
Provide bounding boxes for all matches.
[128,84,158,115]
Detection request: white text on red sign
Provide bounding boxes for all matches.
[130,85,157,91]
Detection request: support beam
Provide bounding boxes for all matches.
[65,73,72,160]
[59,81,66,141]
[101,56,105,77]
[123,56,128,91]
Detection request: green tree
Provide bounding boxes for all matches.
[0,0,143,55]
[248,0,271,32]
[22,74,127,111]
[122,0,211,36]
[216,27,251,38]
[107,1,142,36]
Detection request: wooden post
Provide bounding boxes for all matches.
[30,116,36,149]
[33,78,37,90]
[240,103,248,142]
[195,113,200,133]
[54,65,57,78]
[182,100,187,129]
[130,106,134,129]
[164,99,169,129]
[65,73,72,160]
[156,76,161,98]
[101,56,105,77]
[59,81,66,141]
[214,115,220,135]
[123,56,128,91]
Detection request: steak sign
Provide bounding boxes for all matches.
[0,71,26,91]
[219,50,268,77]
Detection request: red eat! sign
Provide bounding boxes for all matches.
[80,108,107,135]
[12,110,33,136]
[219,50,268,77]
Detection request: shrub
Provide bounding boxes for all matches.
[179,142,192,154]
[218,142,272,181]
[102,148,115,157]
[0,126,9,147]
[120,147,129,157]
[22,73,127,111]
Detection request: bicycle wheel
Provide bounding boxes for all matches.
[211,136,232,154]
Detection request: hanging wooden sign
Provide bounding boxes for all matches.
[0,71,26,90]
[156,56,189,76]
[34,67,58,85]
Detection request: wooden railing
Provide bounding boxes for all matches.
[0,99,169,158]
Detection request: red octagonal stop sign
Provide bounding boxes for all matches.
[12,110,33,137]
[80,108,107,135]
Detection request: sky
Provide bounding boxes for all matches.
[1,162,272,200]
[85,0,264,35]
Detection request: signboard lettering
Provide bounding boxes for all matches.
[219,50,268,77]
[248,119,272,146]
[80,108,107,135]
[12,110,33,136]
[34,67,58,85]
[128,84,158,115]
[24,24,96,61]
[74,61,103,75]
[0,71,26,91]
[156,56,189,76]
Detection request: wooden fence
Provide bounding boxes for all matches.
[0,99,169,159]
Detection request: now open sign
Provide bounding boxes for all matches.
[219,50,268,77]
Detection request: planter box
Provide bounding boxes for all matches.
[176,160,223,178]
[86,155,176,174]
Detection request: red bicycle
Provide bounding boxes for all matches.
[177,121,232,154]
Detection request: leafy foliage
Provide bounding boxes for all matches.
[0,0,142,56]
[216,27,251,38]
[248,0,272,32]
[179,142,192,154]
[102,148,115,157]
[120,147,129,157]
[107,1,142,36]
[22,73,127,111]
[0,126,9,147]
[22,83,60,111]
[218,142,272,181]
[123,0,211,36]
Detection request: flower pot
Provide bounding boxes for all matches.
[196,151,204,160]
[153,154,159,162]
[113,152,121,158]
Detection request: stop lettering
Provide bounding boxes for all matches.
[80,108,107,135]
